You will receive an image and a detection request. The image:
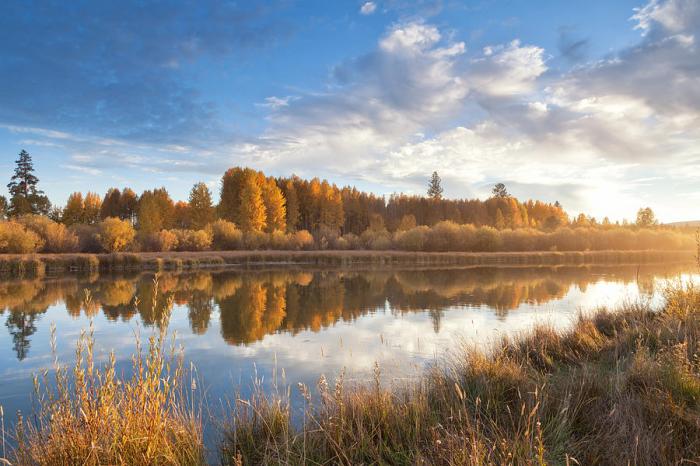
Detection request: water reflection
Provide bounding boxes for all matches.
[0,263,691,361]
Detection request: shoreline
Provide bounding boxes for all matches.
[0,249,694,279]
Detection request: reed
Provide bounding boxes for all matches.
[10,280,204,466]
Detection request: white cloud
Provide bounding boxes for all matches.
[360,1,377,15]
[227,1,699,221]
[257,96,295,110]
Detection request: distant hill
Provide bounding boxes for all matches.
[666,220,700,228]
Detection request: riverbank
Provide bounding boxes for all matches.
[0,249,694,278]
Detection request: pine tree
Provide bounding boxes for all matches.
[427,171,443,200]
[189,182,215,229]
[636,207,658,227]
[7,150,50,216]
[237,170,267,232]
[492,183,509,199]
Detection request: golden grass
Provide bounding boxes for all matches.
[221,282,700,465]
[9,279,204,466]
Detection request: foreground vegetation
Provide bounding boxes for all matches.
[2,272,700,464]
[9,284,204,466]
[222,282,700,465]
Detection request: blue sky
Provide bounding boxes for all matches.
[1,0,698,221]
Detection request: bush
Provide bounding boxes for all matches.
[17,215,79,253]
[269,230,289,250]
[209,220,242,250]
[0,221,44,253]
[290,230,314,250]
[172,229,212,251]
[141,230,178,252]
[242,231,268,250]
[473,226,502,251]
[394,226,429,251]
[70,224,102,253]
[98,217,136,252]
[341,233,363,250]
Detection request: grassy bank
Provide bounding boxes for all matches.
[222,282,700,465]
[0,249,694,279]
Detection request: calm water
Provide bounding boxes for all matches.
[0,263,696,445]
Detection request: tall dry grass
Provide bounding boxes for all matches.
[221,279,700,465]
[9,279,204,466]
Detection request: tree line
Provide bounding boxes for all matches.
[0,149,675,254]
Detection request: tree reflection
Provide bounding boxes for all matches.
[0,262,692,358]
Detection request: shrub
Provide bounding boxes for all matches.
[141,230,178,252]
[70,224,102,253]
[0,221,44,253]
[473,226,502,251]
[394,226,429,251]
[172,229,212,251]
[242,231,268,250]
[290,230,314,250]
[209,220,242,250]
[17,215,79,253]
[269,230,289,250]
[98,217,136,252]
[341,233,363,250]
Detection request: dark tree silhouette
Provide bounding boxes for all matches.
[636,207,658,227]
[6,311,39,361]
[427,172,443,200]
[7,149,50,216]
[491,183,510,199]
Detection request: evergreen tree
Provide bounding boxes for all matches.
[189,182,215,229]
[492,183,509,199]
[7,150,50,216]
[636,207,658,227]
[0,195,7,219]
[237,170,266,232]
[427,171,443,200]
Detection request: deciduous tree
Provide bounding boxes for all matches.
[189,182,215,229]
[237,170,267,232]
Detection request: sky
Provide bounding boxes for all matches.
[0,0,698,222]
